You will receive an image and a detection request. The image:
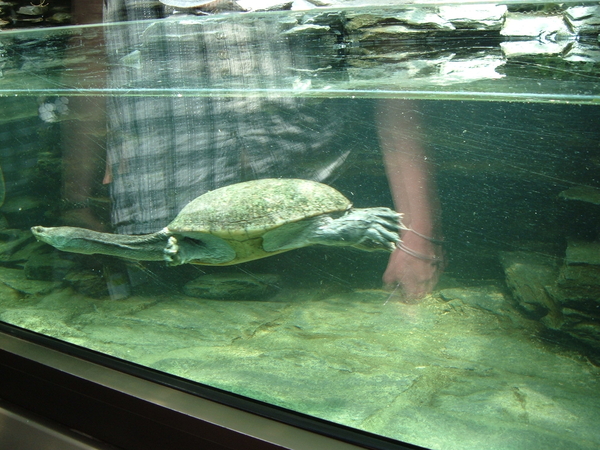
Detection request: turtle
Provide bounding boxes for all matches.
[31,178,401,266]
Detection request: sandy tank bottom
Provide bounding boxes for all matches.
[0,272,599,450]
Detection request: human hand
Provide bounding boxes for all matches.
[383,232,443,300]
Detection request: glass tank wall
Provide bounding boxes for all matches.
[0,1,599,449]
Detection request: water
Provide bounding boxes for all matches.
[1,3,600,449]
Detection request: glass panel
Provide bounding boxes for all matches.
[1,1,599,101]
[1,1,599,449]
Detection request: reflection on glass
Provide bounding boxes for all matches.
[0,1,599,449]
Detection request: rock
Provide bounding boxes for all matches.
[183,273,281,300]
[562,307,600,320]
[282,23,330,36]
[46,12,72,24]
[565,5,600,34]
[64,269,109,298]
[500,12,576,59]
[559,186,600,205]
[501,246,600,352]
[24,246,77,281]
[500,39,570,59]
[564,42,600,63]
[438,285,518,320]
[10,240,47,264]
[557,264,600,296]
[344,13,382,31]
[558,187,600,240]
[564,239,600,265]
[0,279,23,304]
[159,0,213,7]
[558,306,600,350]
[563,321,600,349]
[499,251,561,323]
[0,196,44,229]
[0,266,61,295]
[17,5,49,16]
[236,0,292,11]
[551,239,600,311]
[0,1,71,30]
[439,4,506,30]
[345,7,456,35]
[501,13,574,39]
[0,229,34,261]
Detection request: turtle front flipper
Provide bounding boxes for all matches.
[262,207,402,253]
[31,226,168,261]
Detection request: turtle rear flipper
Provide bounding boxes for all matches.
[164,233,236,265]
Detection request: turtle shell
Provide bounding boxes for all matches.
[167,178,351,240]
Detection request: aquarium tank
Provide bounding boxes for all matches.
[0,0,599,448]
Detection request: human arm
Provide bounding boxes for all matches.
[61,0,107,230]
[376,99,444,299]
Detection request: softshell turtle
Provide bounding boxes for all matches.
[31,178,401,266]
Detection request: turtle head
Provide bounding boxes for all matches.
[31,225,115,254]
[31,225,126,255]
[31,225,84,252]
